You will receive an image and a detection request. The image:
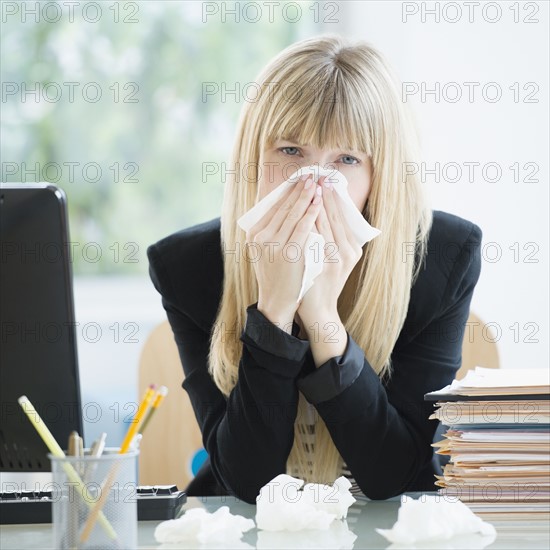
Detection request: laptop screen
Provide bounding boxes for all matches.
[0,184,82,481]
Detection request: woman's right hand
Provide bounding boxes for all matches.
[245,173,323,331]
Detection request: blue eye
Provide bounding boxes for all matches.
[281,147,300,156]
[341,155,359,165]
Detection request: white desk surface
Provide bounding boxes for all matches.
[1,493,549,549]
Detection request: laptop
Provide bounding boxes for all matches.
[0,183,83,493]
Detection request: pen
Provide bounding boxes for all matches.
[90,432,107,457]
[83,432,107,483]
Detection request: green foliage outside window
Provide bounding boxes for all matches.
[2,1,314,273]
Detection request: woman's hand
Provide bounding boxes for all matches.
[246,174,323,332]
[297,176,364,359]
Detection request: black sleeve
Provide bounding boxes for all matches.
[147,245,309,504]
[296,224,483,499]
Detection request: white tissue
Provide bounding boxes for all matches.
[237,165,381,302]
[375,495,497,545]
[154,506,255,544]
[255,474,356,531]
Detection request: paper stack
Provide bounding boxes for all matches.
[425,367,550,525]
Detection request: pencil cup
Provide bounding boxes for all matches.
[49,448,138,549]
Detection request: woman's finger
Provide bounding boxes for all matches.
[315,200,335,246]
[288,185,324,249]
[272,174,317,240]
[246,175,307,240]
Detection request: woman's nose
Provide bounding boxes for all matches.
[305,158,337,170]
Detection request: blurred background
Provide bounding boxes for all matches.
[1,1,548,450]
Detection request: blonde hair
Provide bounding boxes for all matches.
[209,35,432,485]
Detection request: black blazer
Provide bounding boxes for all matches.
[147,210,482,503]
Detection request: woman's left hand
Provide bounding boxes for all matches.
[297,176,364,325]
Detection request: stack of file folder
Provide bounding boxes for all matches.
[425,367,550,524]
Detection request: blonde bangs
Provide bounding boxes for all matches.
[259,67,374,159]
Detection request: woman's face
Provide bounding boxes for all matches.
[257,140,373,212]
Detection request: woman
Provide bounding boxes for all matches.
[147,35,482,504]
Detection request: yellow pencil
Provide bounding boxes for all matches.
[17,396,117,540]
[119,384,156,453]
[139,385,168,436]
[80,384,156,543]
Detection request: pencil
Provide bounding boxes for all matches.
[17,396,117,540]
[119,384,156,453]
[139,385,168,435]
[80,384,156,543]
[68,431,79,457]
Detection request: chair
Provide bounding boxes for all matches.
[138,321,204,490]
[455,311,500,380]
[138,312,499,487]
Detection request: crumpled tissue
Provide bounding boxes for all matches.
[376,495,497,546]
[154,506,255,545]
[255,474,356,531]
[237,165,381,301]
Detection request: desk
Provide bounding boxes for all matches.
[1,493,549,549]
